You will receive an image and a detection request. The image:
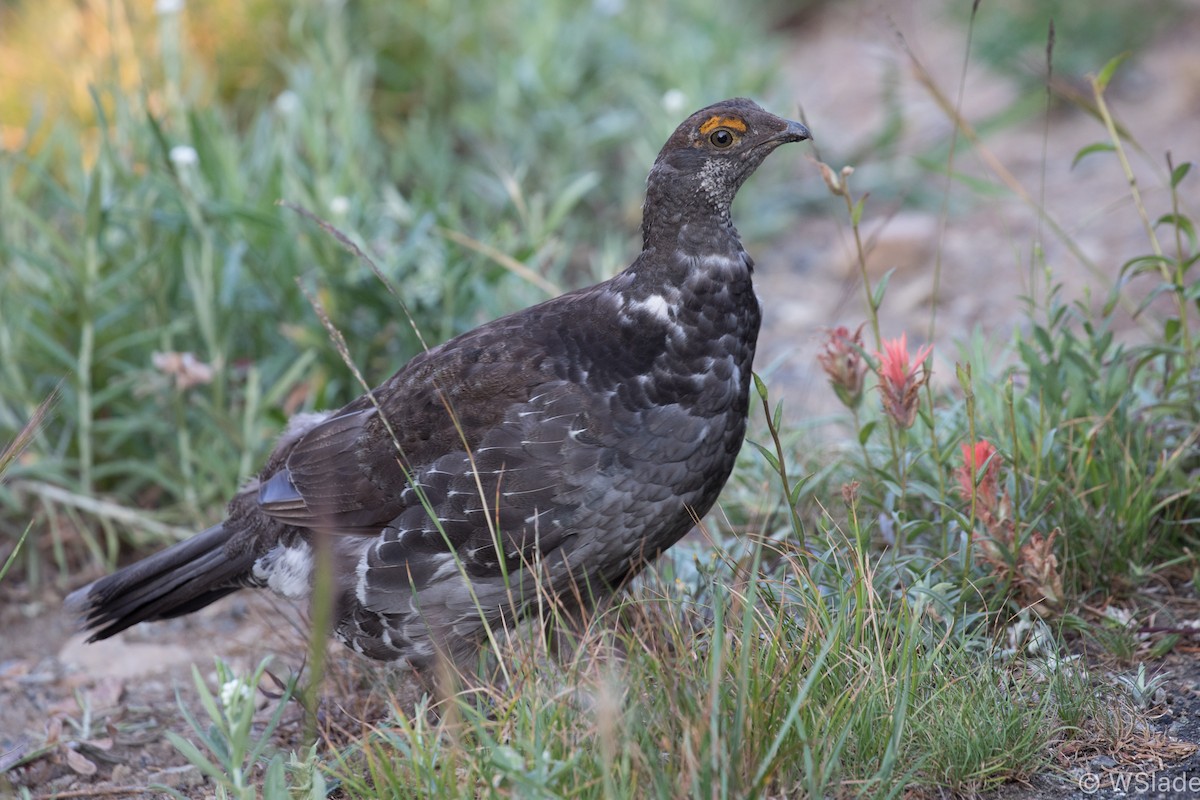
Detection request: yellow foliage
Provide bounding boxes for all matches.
[0,0,285,150]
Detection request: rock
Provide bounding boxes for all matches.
[836,212,939,280]
[110,763,135,784]
[59,634,194,680]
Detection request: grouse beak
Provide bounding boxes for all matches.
[776,119,812,144]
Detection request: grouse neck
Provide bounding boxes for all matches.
[640,165,742,256]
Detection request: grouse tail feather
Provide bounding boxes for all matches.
[65,523,254,641]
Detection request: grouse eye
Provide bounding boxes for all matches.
[709,128,735,148]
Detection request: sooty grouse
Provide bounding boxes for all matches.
[66,98,811,667]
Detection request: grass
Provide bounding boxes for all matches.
[312,542,1066,799]
[1,0,1198,797]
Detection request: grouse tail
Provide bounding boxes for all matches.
[65,523,256,641]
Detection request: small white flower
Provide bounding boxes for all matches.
[219,677,253,710]
[662,89,687,115]
[274,90,301,117]
[168,145,198,168]
[329,196,350,216]
[155,0,184,15]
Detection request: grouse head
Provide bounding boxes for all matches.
[642,97,811,245]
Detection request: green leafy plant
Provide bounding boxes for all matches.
[163,657,311,800]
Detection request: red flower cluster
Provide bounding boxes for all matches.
[875,333,931,429]
[956,439,1063,613]
[956,439,1001,512]
[817,325,867,409]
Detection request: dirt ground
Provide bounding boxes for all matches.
[1,590,313,798]
[4,1,1200,797]
[5,585,1200,799]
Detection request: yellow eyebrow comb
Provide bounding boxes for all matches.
[699,115,748,135]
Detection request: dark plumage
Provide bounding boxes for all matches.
[66,99,811,667]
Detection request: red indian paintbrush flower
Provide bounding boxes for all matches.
[957,439,1001,512]
[874,333,931,429]
[817,324,867,409]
